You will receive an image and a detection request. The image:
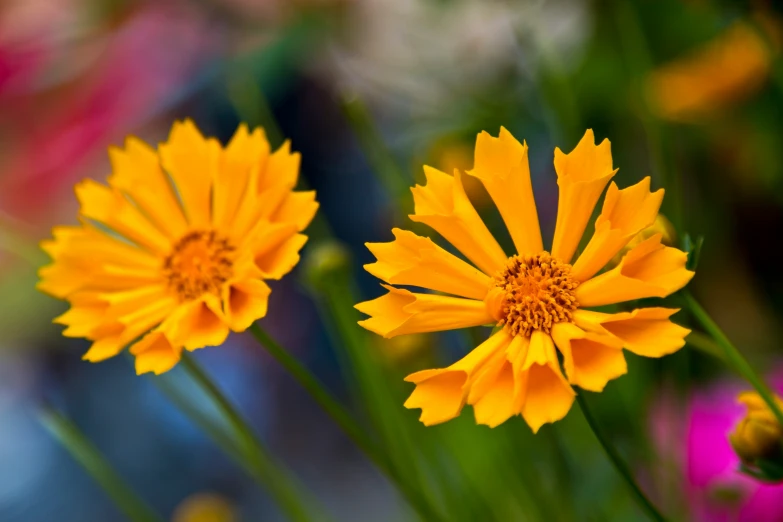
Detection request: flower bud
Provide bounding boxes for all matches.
[729,391,783,464]
[302,241,352,291]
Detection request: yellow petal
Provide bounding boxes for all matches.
[468,128,543,255]
[506,334,532,412]
[355,285,492,338]
[82,328,126,362]
[571,178,664,281]
[222,278,271,332]
[54,293,108,338]
[254,232,308,280]
[163,297,230,351]
[403,330,511,425]
[213,125,271,230]
[130,332,182,375]
[551,323,626,392]
[575,234,694,307]
[258,141,301,220]
[551,130,617,263]
[403,370,467,426]
[159,120,221,228]
[470,358,516,428]
[38,235,159,297]
[272,191,319,232]
[364,228,491,300]
[521,331,575,433]
[410,167,506,276]
[576,307,690,358]
[81,294,178,362]
[75,179,171,254]
[107,137,188,240]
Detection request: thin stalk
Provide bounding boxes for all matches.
[40,408,164,522]
[179,353,314,522]
[248,323,381,462]
[248,323,446,522]
[683,290,783,427]
[148,375,244,465]
[340,95,411,218]
[575,394,666,522]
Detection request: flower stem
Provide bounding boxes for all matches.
[248,323,446,522]
[179,352,315,522]
[683,290,783,427]
[40,407,164,522]
[575,393,666,522]
[249,323,379,458]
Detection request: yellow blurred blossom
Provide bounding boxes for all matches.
[38,120,318,375]
[646,20,778,122]
[730,391,783,463]
[172,492,236,522]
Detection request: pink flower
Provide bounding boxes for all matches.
[657,373,783,521]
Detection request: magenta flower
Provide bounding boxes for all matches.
[662,373,783,521]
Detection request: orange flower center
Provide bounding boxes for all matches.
[485,252,579,337]
[164,230,235,301]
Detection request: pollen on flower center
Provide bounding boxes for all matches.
[164,230,235,301]
[485,252,579,337]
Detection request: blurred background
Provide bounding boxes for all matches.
[2,0,783,520]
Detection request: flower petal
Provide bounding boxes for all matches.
[551,130,617,263]
[213,125,270,230]
[364,228,491,300]
[571,177,664,282]
[130,332,182,375]
[575,308,690,358]
[75,179,172,254]
[356,285,493,338]
[159,119,221,228]
[410,167,506,276]
[222,279,271,332]
[163,297,230,351]
[468,127,543,255]
[403,330,511,426]
[108,136,188,240]
[552,322,626,392]
[575,234,694,307]
[272,190,319,232]
[470,357,516,428]
[521,331,575,433]
[81,292,178,362]
[255,233,308,280]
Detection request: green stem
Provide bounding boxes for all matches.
[248,323,445,522]
[683,290,783,427]
[249,323,381,461]
[40,408,164,522]
[575,394,666,522]
[179,353,314,522]
[147,375,244,465]
[340,95,411,217]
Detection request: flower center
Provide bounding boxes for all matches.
[485,252,579,337]
[163,230,235,301]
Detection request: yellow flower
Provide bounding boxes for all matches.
[172,492,236,522]
[38,120,318,375]
[730,391,783,464]
[356,128,693,432]
[645,21,776,122]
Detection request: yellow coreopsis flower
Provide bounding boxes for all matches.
[38,120,318,375]
[356,128,694,432]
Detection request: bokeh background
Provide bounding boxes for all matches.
[2,0,783,521]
